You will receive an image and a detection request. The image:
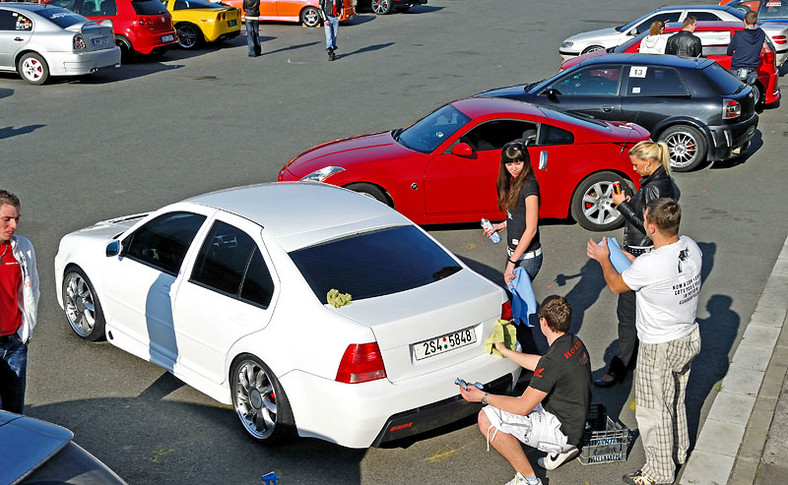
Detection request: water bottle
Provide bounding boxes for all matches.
[481,219,501,243]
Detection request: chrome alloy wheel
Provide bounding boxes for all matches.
[233,359,278,440]
[63,272,98,338]
[580,181,619,227]
[664,130,698,170]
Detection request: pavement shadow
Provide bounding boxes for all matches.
[710,130,763,170]
[265,41,321,56]
[685,294,740,446]
[336,41,394,59]
[0,124,45,140]
[28,374,366,484]
[0,87,12,99]
[556,259,607,335]
[65,61,185,85]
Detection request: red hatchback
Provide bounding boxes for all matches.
[561,21,780,107]
[279,97,650,231]
[45,0,177,57]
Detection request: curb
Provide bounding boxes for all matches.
[680,234,788,485]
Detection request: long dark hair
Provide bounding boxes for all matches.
[496,140,534,212]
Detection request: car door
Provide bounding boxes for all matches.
[620,64,691,130]
[102,210,208,369]
[172,215,277,386]
[423,119,539,218]
[535,64,624,121]
[0,9,33,70]
[259,0,279,18]
[523,123,581,219]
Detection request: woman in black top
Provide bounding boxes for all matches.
[485,141,543,285]
[595,140,677,387]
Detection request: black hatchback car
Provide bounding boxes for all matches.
[477,54,758,171]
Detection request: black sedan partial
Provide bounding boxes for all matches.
[477,54,758,171]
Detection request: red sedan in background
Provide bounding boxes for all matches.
[279,97,649,231]
[561,21,781,107]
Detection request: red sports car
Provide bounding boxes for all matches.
[278,97,650,231]
[560,21,781,107]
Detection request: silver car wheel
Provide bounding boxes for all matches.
[233,359,278,440]
[18,53,49,85]
[301,6,321,27]
[664,131,697,169]
[371,0,392,15]
[63,271,98,338]
[177,24,200,49]
[580,181,618,226]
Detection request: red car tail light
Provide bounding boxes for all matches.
[723,99,741,119]
[137,17,152,26]
[73,34,86,50]
[773,35,787,45]
[336,343,386,384]
[501,300,513,321]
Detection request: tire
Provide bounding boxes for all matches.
[752,82,762,109]
[371,0,393,15]
[658,125,707,172]
[570,171,627,231]
[176,23,202,49]
[231,355,295,444]
[115,35,134,60]
[18,53,49,85]
[345,183,393,207]
[581,45,605,55]
[300,6,321,28]
[62,267,106,341]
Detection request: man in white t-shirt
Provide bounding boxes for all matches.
[587,198,702,485]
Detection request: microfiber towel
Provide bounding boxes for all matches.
[508,267,537,328]
[600,237,632,273]
[485,319,518,357]
[327,289,352,308]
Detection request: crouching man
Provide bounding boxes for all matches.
[459,295,591,485]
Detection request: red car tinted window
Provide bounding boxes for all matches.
[80,0,117,16]
[132,0,168,15]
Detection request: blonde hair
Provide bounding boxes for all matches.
[629,140,671,174]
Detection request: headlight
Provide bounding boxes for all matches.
[301,166,346,182]
[560,41,574,49]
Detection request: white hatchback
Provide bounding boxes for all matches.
[54,183,520,448]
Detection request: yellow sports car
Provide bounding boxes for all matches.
[161,0,241,49]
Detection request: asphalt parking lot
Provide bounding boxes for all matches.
[2,0,788,483]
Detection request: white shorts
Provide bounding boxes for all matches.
[482,403,570,454]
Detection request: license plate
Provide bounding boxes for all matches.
[412,326,476,361]
[91,37,108,46]
[161,34,174,42]
[230,19,237,26]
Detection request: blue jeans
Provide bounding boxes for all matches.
[732,67,757,86]
[324,16,338,50]
[512,252,543,281]
[246,19,261,56]
[1,334,27,414]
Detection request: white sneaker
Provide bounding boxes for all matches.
[537,446,579,470]
[504,472,542,485]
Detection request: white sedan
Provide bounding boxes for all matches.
[54,183,520,448]
[0,3,120,85]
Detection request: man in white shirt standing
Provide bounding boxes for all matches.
[587,198,702,485]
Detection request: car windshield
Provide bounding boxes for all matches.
[132,0,168,15]
[396,104,472,154]
[38,7,90,28]
[759,1,788,19]
[172,0,223,9]
[289,225,462,303]
[702,61,746,94]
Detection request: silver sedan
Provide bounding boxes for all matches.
[0,3,120,84]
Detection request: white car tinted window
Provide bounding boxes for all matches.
[123,212,206,275]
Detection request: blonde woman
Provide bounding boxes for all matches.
[595,140,677,387]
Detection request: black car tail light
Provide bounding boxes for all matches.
[723,99,741,120]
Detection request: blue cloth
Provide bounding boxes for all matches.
[601,237,632,273]
[508,267,538,327]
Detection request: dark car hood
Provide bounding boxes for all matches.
[475,84,532,98]
[0,411,73,485]
[285,131,415,178]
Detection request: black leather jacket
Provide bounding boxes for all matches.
[319,0,344,17]
[665,30,702,58]
[617,166,677,248]
[243,0,260,17]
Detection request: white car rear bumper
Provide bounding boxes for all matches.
[47,47,121,76]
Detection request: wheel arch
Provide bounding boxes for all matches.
[567,169,635,217]
[650,116,714,151]
[342,181,395,208]
[14,49,45,71]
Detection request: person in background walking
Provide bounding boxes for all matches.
[727,11,766,89]
[0,190,39,415]
[665,16,702,58]
[639,21,667,54]
[594,140,676,388]
[244,0,261,57]
[320,0,342,61]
